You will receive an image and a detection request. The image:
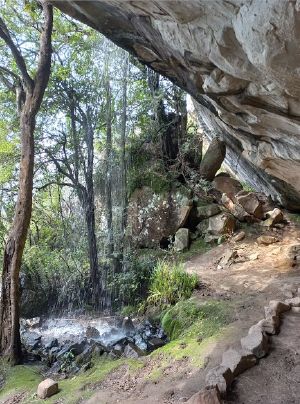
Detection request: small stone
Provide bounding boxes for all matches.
[37,379,58,399]
[233,231,245,242]
[221,347,257,377]
[205,365,234,396]
[240,328,269,359]
[249,253,259,261]
[262,208,284,227]
[257,235,278,245]
[285,296,300,307]
[186,386,221,403]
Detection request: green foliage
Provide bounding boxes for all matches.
[110,252,159,308]
[146,261,198,308]
[161,298,231,340]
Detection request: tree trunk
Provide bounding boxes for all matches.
[0,3,53,364]
[120,53,129,255]
[0,105,35,364]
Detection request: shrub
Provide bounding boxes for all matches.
[146,261,198,308]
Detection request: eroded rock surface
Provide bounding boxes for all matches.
[53,0,300,210]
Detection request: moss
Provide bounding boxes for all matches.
[0,363,42,401]
[0,357,142,404]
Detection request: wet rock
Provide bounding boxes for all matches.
[208,212,236,236]
[22,332,42,351]
[186,386,221,403]
[233,231,245,242]
[240,328,269,359]
[122,317,135,334]
[200,137,226,182]
[257,235,278,245]
[262,208,284,227]
[44,338,59,350]
[123,342,146,359]
[57,340,87,358]
[213,175,243,200]
[86,326,100,339]
[236,192,264,219]
[37,378,58,399]
[26,317,41,328]
[148,337,165,350]
[174,228,190,251]
[205,365,233,396]
[221,347,257,377]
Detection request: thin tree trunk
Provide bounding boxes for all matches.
[105,80,114,257]
[120,53,129,255]
[0,3,53,364]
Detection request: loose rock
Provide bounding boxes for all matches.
[205,365,233,396]
[233,231,245,242]
[257,235,278,245]
[213,176,243,200]
[123,342,145,359]
[186,386,221,404]
[236,191,264,219]
[269,300,290,315]
[200,137,226,182]
[285,297,300,307]
[262,208,284,227]
[240,328,269,359]
[37,379,58,399]
[208,212,236,236]
[174,228,190,251]
[221,347,257,377]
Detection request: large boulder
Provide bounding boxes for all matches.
[200,138,226,181]
[126,186,192,248]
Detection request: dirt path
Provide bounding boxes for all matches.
[86,218,300,404]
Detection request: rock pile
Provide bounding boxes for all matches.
[21,317,167,377]
[189,290,300,401]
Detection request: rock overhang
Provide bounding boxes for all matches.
[52,0,300,211]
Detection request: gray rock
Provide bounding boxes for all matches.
[240,328,269,359]
[123,342,145,359]
[269,300,291,315]
[285,297,300,307]
[86,326,100,339]
[174,228,190,251]
[221,347,257,377]
[205,365,234,396]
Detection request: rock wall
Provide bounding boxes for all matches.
[53,0,300,210]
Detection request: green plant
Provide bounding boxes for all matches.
[60,351,75,373]
[146,261,198,308]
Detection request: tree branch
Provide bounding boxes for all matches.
[0,16,33,90]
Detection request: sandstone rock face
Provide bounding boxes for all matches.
[126,186,191,248]
[187,387,221,404]
[53,0,300,211]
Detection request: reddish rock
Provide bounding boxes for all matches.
[236,191,264,219]
[200,138,226,182]
[213,176,243,200]
[186,386,221,403]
